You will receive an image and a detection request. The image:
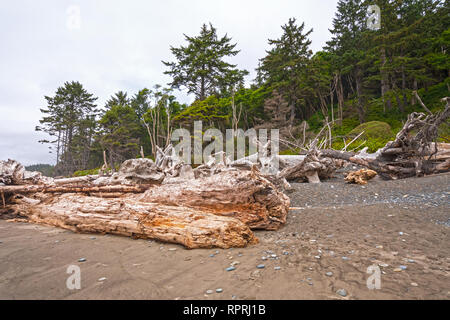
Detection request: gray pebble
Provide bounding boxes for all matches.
[256,264,265,269]
[216,288,223,293]
[342,256,350,261]
[407,259,415,263]
[226,266,236,272]
[90,236,96,240]
[78,258,86,262]
[336,289,347,297]
[209,254,215,257]
[399,265,407,270]
[262,256,267,261]
[326,272,333,277]
[206,290,213,294]
[274,266,281,270]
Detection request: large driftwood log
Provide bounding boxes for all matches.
[279,149,340,183]
[7,194,257,249]
[139,169,290,230]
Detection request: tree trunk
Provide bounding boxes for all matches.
[6,194,257,249]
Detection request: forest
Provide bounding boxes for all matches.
[34,0,449,177]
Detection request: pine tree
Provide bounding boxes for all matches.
[163,23,248,100]
[256,18,314,123]
[36,81,98,175]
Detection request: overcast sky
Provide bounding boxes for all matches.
[0,0,339,166]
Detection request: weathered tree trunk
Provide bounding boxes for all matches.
[7,194,257,249]
[139,169,290,230]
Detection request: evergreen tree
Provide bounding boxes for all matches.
[36,81,98,175]
[256,18,314,123]
[163,23,248,100]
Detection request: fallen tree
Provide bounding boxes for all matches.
[1,159,289,248]
[139,168,290,230]
[321,97,450,179]
[7,193,257,249]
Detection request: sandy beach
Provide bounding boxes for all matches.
[0,173,449,300]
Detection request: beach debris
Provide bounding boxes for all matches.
[322,99,450,180]
[345,169,377,185]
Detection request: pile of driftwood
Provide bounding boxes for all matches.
[322,97,450,180]
[0,157,290,249]
[1,97,448,247]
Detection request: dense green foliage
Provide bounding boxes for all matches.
[36,1,449,175]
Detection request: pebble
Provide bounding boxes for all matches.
[90,236,96,240]
[336,289,347,297]
[261,256,267,261]
[78,258,87,262]
[306,277,312,281]
[376,245,383,249]
[231,261,240,266]
[379,263,389,267]
[209,254,215,257]
[256,264,265,269]
[407,259,415,263]
[274,266,281,270]
[314,256,321,259]
[399,265,407,270]
[226,266,236,272]
[342,256,350,261]
[206,290,213,294]
[410,282,418,287]
[325,272,333,277]
[215,250,219,254]
[98,277,107,281]
[216,288,223,293]
[283,251,289,255]
[393,268,403,272]
[398,232,404,236]
[271,254,277,258]
[168,248,177,251]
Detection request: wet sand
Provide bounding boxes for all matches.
[0,173,449,299]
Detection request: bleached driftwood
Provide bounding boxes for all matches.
[8,194,257,249]
[322,98,450,179]
[139,168,290,230]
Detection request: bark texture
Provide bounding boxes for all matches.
[139,169,290,230]
[7,194,257,249]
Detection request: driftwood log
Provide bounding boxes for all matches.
[139,168,290,230]
[1,165,289,248]
[8,194,257,249]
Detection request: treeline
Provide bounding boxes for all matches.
[37,0,449,176]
